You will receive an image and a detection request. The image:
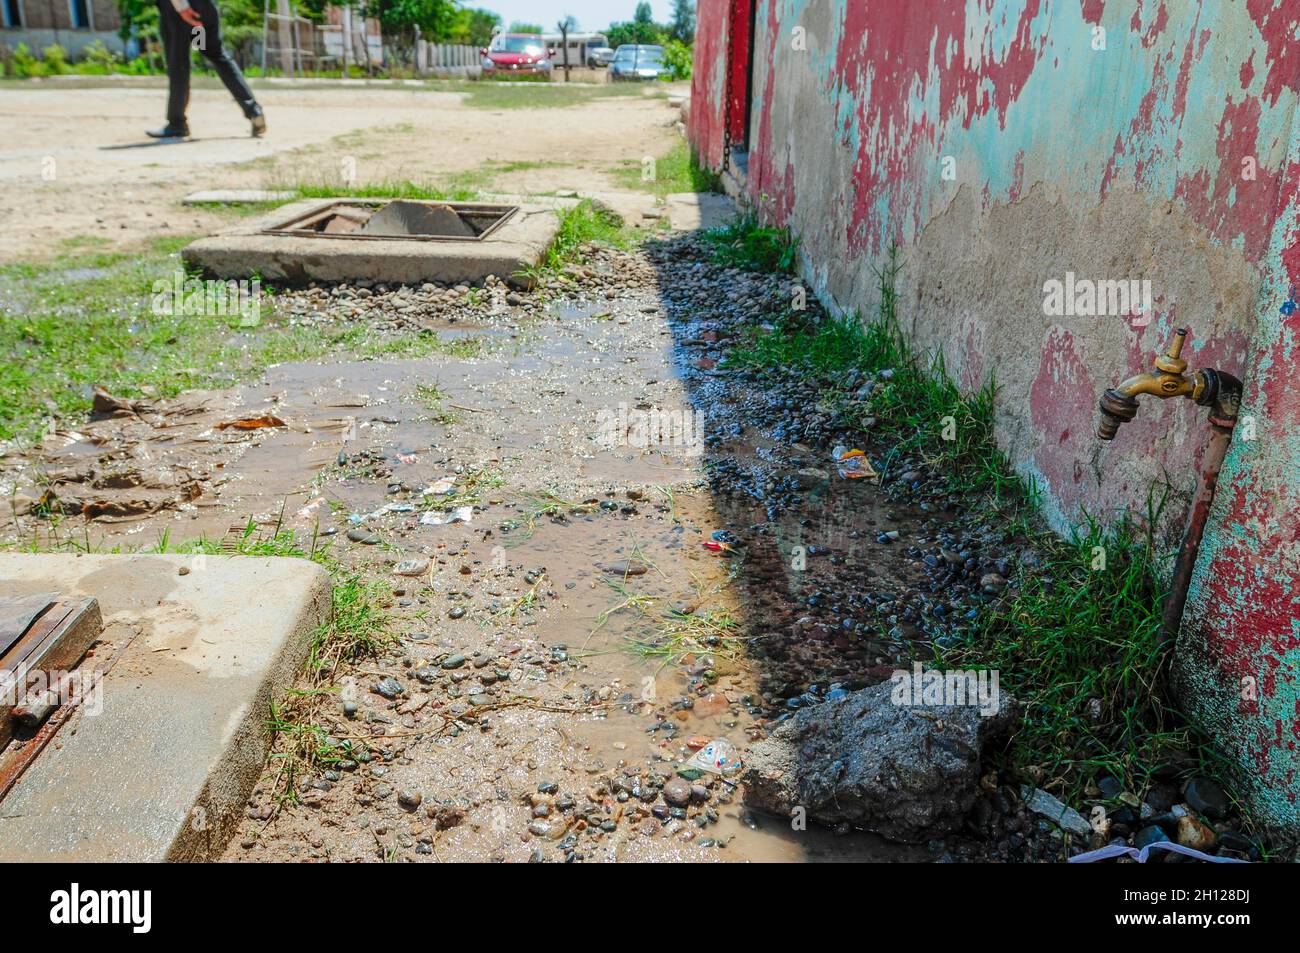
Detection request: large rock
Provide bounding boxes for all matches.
[743,681,1015,842]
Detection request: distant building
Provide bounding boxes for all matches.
[1,0,124,56]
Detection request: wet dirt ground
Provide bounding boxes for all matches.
[1,233,955,861]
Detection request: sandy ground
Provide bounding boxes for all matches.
[0,77,683,261]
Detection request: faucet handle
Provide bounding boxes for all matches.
[1155,327,1189,375]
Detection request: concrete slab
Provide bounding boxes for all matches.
[666,192,737,231]
[0,553,331,862]
[183,189,299,205]
[183,198,564,288]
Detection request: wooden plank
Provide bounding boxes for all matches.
[0,593,57,659]
[0,598,101,751]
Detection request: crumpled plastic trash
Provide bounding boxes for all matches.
[1068,841,1247,864]
[215,414,287,431]
[420,505,473,525]
[832,445,878,479]
[296,497,326,520]
[685,738,743,776]
[424,477,457,496]
[703,529,738,554]
[349,501,416,523]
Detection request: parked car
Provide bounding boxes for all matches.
[608,45,669,81]
[586,45,615,68]
[479,34,552,76]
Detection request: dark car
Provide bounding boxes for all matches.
[608,44,668,81]
[479,34,552,76]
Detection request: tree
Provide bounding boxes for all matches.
[669,0,694,42]
[117,0,159,45]
[607,3,666,49]
[507,21,544,33]
[367,0,460,64]
[459,7,500,45]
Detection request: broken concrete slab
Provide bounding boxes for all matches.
[182,189,299,205]
[0,552,330,862]
[182,198,564,288]
[359,200,478,238]
[742,681,1015,842]
[666,191,737,231]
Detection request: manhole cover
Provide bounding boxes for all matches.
[261,200,517,243]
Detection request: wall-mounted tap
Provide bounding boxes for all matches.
[1096,327,1243,642]
[1097,328,1242,439]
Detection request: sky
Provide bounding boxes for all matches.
[479,1,678,34]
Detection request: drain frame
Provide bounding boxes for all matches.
[259,200,519,243]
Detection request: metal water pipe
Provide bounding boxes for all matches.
[1096,328,1243,641]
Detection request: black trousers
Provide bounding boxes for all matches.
[157,0,258,126]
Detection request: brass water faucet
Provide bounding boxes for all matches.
[1097,328,1241,440]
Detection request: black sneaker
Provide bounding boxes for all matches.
[146,123,190,139]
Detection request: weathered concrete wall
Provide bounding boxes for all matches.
[689,0,1300,827]
[1178,101,1300,828]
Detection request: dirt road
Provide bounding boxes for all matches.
[0,77,681,261]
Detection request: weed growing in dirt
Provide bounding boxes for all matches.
[701,214,799,273]
[728,247,1016,501]
[288,179,479,202]
[458,81,660,110]
[615,140,723,198]
[264,572,393,801]
[936,497,1210,801]
[517,199,632,286]
[413,382,461,425]
[0,243,478,443]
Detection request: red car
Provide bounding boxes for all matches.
[479,34,553,76]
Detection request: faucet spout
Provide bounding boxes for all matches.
[1096,328,1230,439]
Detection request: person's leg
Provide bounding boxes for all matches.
[156,0,191,131]
[189,0,261,122]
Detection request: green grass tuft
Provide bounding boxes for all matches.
[614,140,723,199]
[288,179,479,202]
[701,214,799,274]
[0,243,479,443]
[728,247,1020,501]
[460,81,660,110]
[518,199,631,285]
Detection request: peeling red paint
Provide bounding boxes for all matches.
[1081,0,1106,25]
[1245,0,1300,105]
[1029,328,1098,493]
[687,0,730,169]
[1008,150,1026,203]
[831,1,1047,254]
[1140,1,1169,47]
[1173,95,1284,264]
